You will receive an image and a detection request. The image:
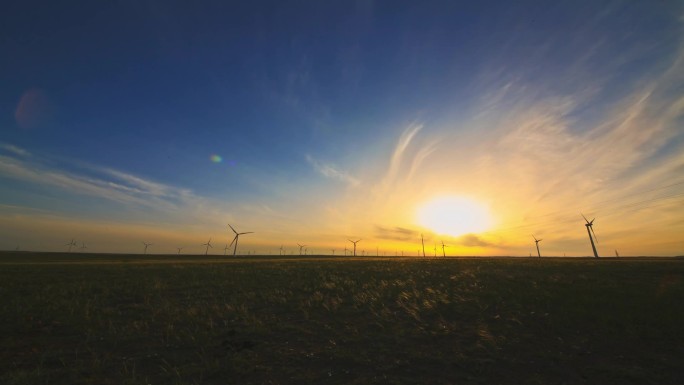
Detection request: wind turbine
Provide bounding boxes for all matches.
[348,239,361,257]
[228,224,253,256]
[433,243,437,257]
[421,234,426,257]
[66,239,77,252]
[344,246,348,256]
[441,240,448,257]
[279,245,284,256]
[177,247,183,255]
[332,249,336,256]
[142,242,152,255]
[533,236,542,258]
[297,243,306,255]
[79,242,87,252]
[615,249,620,258]
[202,238,213,255]
[581,214,599,258]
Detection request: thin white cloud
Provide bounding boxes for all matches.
[0,143,30,157]
[386,123,423,183]
[0,149,227,224]
[306,154,360,187]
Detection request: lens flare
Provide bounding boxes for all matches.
[210,154,223,163]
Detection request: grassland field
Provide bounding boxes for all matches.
[1,252,682,384]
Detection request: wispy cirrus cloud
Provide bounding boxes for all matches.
[0,143,31,157]
[0,145,230,227]
[305,154,360,187]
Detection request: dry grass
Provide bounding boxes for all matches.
[1,253,682,384]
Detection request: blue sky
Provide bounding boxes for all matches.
[1,1,683,255]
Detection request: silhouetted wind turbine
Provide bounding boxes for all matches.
[202,238,213,255]
[344,246,348,256]
[332,249,335,256]
[615,249,619,258]
[177,247,183,255]
[279,245,284,256]
[441,240,448,257]
[66,239,77,252]
[348,239,361,257]
[79,242,87,252]
[228,224,253,256]
[581,214,599,258]
[142,242,152,255]
[421,234,426,257]
[297,243,306,255]
[533,235,542,258]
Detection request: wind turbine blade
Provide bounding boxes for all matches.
[228,224,238,235]
[239,232,254,235]
[229,236,237,247]
[590,226,598,244]
[581,213,590,224]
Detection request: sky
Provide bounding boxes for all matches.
[1,1,683,256]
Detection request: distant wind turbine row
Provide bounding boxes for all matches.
[57,215,605,257]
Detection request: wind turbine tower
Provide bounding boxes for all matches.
[142,242,152,255]
[202,238,213,255]
[441,240,448,257]
[228,224,254,256]
[348,239,361,257]
[297,243,306,255]
[533,236,543,258]
[421,234,426,257]
[581,214,599,258]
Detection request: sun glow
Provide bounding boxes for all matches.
[416,196,493,237]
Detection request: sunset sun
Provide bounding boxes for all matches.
[416,196,493,237]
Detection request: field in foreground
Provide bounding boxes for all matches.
[1,253,683,384]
